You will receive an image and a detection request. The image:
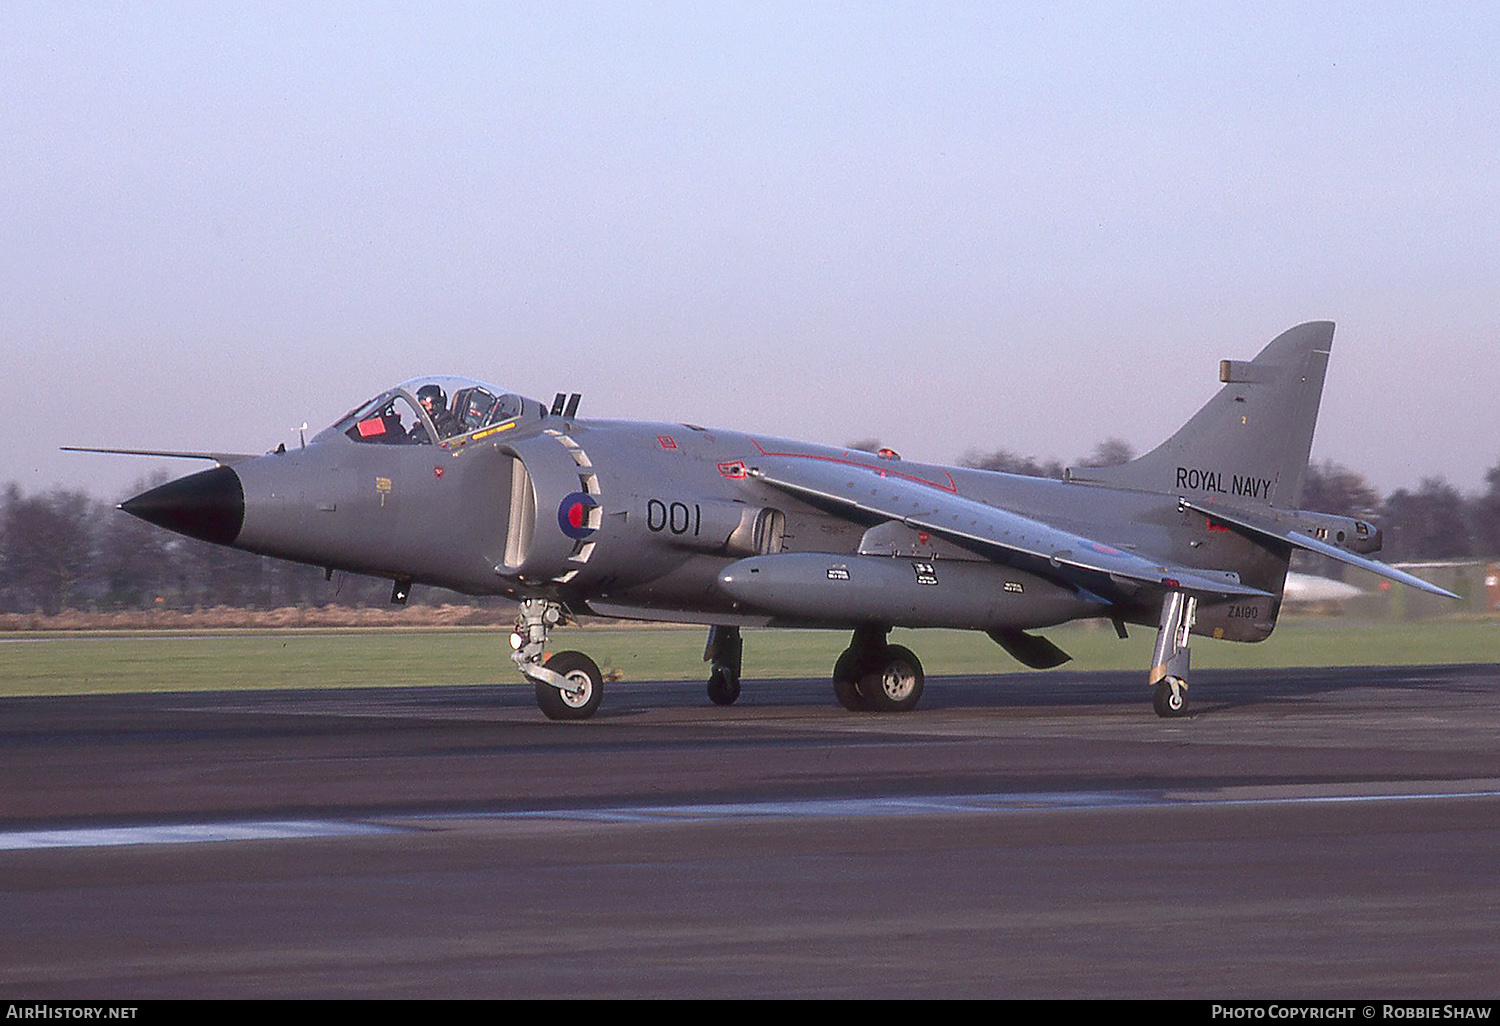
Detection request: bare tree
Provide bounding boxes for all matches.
[1302,460,1380,514]
[1074,437,1136,468]
[1380,478,1473,560]
[1469,459,1500,558]
[958,449,1065,479]
[1,486,99,613]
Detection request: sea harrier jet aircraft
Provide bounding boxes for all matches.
[72,321,1455,719]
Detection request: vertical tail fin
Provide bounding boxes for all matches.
[1066,321,1334,508]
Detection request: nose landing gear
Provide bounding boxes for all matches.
[511,598,603,720]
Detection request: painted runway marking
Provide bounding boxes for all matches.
[501,792,1140,822]
[6,784,1498,849]
[0,819,402,851]
[495,784,1500,824]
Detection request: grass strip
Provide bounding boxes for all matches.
[1,619,1494,697]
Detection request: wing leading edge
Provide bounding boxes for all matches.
[747,457,1270,600]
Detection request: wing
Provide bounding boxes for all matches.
[1178,498,1460,600]
[748,457,1271,599]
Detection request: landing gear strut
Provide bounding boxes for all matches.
[832,626,924,713]
[511,598,603,720]
[704,625,743,706]
[1149,590,1196,718]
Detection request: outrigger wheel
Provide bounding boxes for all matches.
[1152,676,1189,718]
[1149,590,1196,719]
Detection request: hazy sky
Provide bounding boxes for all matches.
[4,2,1498,503]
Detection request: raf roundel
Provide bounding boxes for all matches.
[557,492,600,540]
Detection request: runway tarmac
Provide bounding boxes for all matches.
[3,664,1499,998]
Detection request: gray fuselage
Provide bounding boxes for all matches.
[224,403,1286,642]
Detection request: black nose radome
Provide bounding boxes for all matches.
[120,466,245,546]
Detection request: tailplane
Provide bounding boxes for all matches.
[1066,321,1334,508]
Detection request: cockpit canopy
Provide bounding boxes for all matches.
[317,376,529,448]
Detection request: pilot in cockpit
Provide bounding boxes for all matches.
[409,383,458,444]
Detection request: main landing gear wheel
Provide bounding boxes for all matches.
[535,650,604,721]
[1152,676,1189,718]
[707,664,741,706]
[703,625,744,707]
[832,649,871,711]
[861,644,924,713]
[831,631,925,713]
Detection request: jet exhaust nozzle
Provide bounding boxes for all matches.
[119,465,245,546]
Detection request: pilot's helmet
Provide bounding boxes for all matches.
[416,384,447,413]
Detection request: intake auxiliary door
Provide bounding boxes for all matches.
[499,433,603,584]
[503,454,534,572]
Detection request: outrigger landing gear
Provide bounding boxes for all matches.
[832,625,925,713]
[511,598,603,720]
[704,625,743,706]
[1149,590,1197,718]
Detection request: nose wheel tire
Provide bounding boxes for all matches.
[1152,676,1189,718]
[535,651,604,720]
